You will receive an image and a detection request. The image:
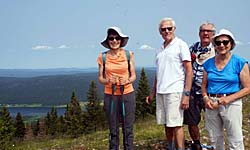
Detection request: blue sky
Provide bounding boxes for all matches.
[0,0,250,69]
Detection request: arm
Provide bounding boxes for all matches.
[146,76,157,105]
[218,63,250,105]
[183,61,193,93]
[98,64,110,85]
[201,70,208,99]
[201,71,217,109]
[127,54,136,84]
[181,61,193,109]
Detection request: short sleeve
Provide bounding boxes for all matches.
[235,54,247,73]
[97,53,103,65]
[180,40,191,61]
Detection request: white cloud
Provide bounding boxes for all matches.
[139,44,155,50]
[235,41,244,45]
[58,45,70,49]
[32,45,53,50]
[32,44,71,50]
[248,42,250,45]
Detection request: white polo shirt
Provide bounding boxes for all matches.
[155,37,191,94]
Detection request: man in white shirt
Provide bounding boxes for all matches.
[146,17,193,150]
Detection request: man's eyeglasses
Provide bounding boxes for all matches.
[214,40,230,46]
[200,29,215,33]
[160,27,173,32]
[108,36,121,41]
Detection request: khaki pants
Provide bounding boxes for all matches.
[205,97,244,150]
[156,92,184,127]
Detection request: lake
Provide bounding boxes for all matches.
[7,107,66,117]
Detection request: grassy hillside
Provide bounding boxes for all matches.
[14,96,250,150]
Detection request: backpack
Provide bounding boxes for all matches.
[102,50,131,78]
[190,42,215,65]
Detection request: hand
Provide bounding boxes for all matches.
[205,99,218,109]
[109,75,117,84]
[217,97,230,106]
[211,102,219,109]
[146,95,153,105]
[118,76,127,85]
[181,96,189,110]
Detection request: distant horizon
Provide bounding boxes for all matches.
[0,66,156,70]
[0,67,156,78]
[0,67,98,70]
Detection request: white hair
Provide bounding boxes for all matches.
[159,17,176,29]
[199,22,216,32]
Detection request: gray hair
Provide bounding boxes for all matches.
[199,22,216,32]
[159,17,176,29]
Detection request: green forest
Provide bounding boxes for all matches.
[0,68,158,149]
[0,68,155,105]
[1,68,250,150]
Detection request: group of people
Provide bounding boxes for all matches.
[97,17,250,150]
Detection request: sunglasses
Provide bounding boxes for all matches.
[160,27,173,32]
[200,29,215,33]
[108,36,121,41]
[214,40,230,46]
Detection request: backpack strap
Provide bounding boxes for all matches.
[102,50,131,78]
[102,51,108,78]
[125,50,131,77]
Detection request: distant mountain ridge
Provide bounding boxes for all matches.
[0,68,98,78]
[0,68,155,105]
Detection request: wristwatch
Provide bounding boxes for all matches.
[183,90,191,96]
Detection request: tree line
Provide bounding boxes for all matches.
[0,68,156,149]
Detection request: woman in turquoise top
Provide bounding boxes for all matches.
[201,29,250,150]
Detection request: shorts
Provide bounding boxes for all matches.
[183,94,205,125]
[156,92,183,127]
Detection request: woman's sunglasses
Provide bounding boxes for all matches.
[214,40,230,46]
[160,27,173,32]
[108,36,121,41]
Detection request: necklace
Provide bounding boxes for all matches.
[108,49,121,58]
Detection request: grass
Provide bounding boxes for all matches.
[242,96,250,148]
[13,115,165,150]
[14,96,250,150]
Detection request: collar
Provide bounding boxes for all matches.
[197,42,213,52]
[161,37,177,49]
